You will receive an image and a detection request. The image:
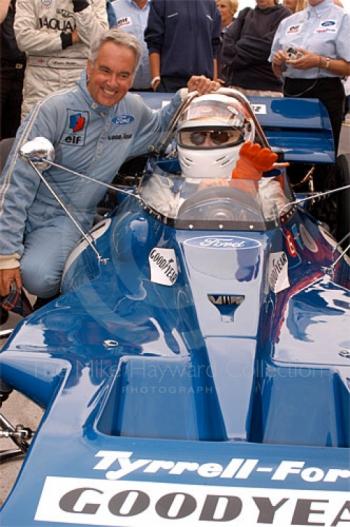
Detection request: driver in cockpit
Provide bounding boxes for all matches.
[177,93,289,216]
[144,93,289,219]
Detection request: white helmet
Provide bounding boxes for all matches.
[177,93,255,179]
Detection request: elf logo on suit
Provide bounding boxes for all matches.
[60,110,89,146]
[70,113,86,133]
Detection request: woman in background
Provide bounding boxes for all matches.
[217,0,238,30]
[270,0,350,151]
[217,0,239,81]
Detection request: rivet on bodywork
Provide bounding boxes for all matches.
[103,340,119,348]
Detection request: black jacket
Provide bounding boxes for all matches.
[0,0,26,64]
[144,0,221,79]
[221,4,290,91]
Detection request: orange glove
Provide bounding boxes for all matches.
[232,141,278,180]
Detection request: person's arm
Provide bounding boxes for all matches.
[144,0,164,89]
[271,49,288,79]
[269,18,287,79]
[231,9,290,69]
[213,58,218,82]
[0,100,60,295]
[73,0,108,48]
[211,3,222,80]
[14,0,70,53]
[220,8,251,83]
[0,0,11,24]
[288,49,350,77]
[149,51,161,91]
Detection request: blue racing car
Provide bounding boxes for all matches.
[0,88,349,527]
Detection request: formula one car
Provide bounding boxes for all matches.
[0,89,349,527]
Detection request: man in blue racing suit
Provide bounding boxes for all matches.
[0,28,218,305]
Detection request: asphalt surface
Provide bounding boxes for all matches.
[0,118,349,508]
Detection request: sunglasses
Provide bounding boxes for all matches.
[179,128,244,148]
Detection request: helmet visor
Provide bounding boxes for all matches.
[178,127,245,149]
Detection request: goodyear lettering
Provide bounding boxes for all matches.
[269,251,289,293]
[35,477,350,526]
[149,248,178,286]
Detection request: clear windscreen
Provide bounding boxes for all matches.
[139,163,292,231]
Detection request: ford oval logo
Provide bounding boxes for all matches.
[184,236,261,249]
[321,20,335,26]
[112,114,135,125]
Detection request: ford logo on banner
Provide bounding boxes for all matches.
[184,236,261,250]
[112,114,135,125]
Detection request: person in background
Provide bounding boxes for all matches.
[111,0,151,90]
[220,0,290,96]
[270,0,350,152]
[0,0,26,139]
[217,0,238,30]
[0,29,219,309]
[106,0,116,27]
[217,0,238,81]
[282,0,306,12]
[144,0,221,93]
[14,0,108,119]
[331,0,349,121]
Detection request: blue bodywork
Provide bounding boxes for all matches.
[0,97,349,527]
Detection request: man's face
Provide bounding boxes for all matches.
[255,0,276,8]
[86,42,137,107]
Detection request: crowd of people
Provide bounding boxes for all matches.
[1,0,349,138]
[0,0,350,324]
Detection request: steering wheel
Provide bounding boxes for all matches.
[177,185,263,222]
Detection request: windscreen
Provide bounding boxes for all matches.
[139,163,292,231]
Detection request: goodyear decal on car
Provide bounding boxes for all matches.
[149,248,178,286]
[35,477,349,526]
[269,252,289,293]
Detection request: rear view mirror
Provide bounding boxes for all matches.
[19,137,55,171]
